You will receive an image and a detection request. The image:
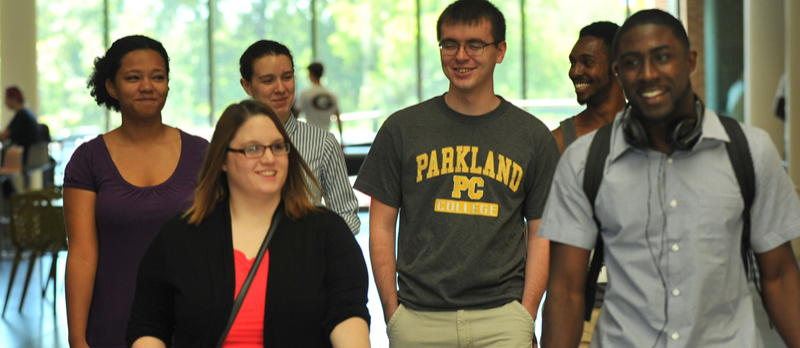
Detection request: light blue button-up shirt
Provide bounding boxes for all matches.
[539,108,800,347]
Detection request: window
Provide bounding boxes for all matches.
[32,0,674,185]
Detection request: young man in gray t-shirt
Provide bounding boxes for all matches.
[354,0,559,346]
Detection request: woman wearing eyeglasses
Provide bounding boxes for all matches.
[126,100,370,348]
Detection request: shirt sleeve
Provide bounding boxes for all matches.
[537,140,601,250]
[125,229,176,347]
[353,122,403,208]
[523,132,561,220]
[321,212,370,339]
[746,127,800,253]
[319,132,361,234]
[63,141,98,192]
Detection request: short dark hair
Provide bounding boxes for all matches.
[87,35,170,112]
[185,99,321,224]
[239,40,295,82]
[612,9,690,60]
[308,62,324,79]
[5,86,24,104]
[579,21,620,61]
[436,0,506,44]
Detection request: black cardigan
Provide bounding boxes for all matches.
[125,201,370,347]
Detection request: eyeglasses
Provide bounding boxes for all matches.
[439,41,496,56]
[227,143,291,158]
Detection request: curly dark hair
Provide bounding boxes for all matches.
[87,35,170,112]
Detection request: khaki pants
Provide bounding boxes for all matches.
[387,301,535,348]
[579,307,602,348]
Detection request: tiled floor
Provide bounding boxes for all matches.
[0,212,791,347]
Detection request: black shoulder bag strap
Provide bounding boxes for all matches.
[717,116,761,295]
[215,205,284,348]
[582,123,613,321]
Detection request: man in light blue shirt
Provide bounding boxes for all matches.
[540,9,800,348]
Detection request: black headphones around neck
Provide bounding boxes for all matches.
[621,96,705,151]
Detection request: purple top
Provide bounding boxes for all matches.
[64,130,208,348]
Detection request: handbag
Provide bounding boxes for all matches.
[215,204,284,348]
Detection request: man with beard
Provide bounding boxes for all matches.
[552,21,625,154]
[552,21,626,348]
[539,9,800,348]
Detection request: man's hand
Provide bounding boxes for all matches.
[383,301,399,324]
[521,301,538,348]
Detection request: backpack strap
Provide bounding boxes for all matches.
[717,116,758,284]
[581,115,760,322]
[582,123,613,321]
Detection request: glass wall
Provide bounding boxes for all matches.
[214,0,313,128]
[34,0,673,183]
[316,0,417,144]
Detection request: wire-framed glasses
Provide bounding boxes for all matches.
[227,142,291,158]
[438,40,496,56]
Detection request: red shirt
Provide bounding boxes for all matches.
[221,249,270,347]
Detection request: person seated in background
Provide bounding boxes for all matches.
[1,86,42,156]
[126,100,370,348]
[1,86,43,197]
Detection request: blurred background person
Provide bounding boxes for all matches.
[297,62,344,142]
[1,85,43,197]
[63,35,208,348]
[126,100,370,347]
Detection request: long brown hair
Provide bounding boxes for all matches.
[185,100,321,224]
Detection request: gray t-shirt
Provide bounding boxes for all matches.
[299,85,339,131]
[354,95,559,310]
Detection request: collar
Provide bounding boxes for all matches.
[607,107,729,163]
[283,113,298,137]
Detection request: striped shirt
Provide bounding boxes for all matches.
[285,114,360,234]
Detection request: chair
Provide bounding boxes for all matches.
[22,142,54,190]
[0,145,24,220]
[2,188,66,317]
[36,187,66,302]
[0,146,24,177]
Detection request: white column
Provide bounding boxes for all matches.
[784,0,800,258]
[743,0,784,157]
[0,0,38,124]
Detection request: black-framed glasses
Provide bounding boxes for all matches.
[227,143,291,158]
[439,41,496,56]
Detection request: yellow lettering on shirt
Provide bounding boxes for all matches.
[509,162,523,192]
[427,150,440,179]
[416,153,428,183]
[496,155,512,186]
[414,147,523,194]
[456,146,470,173]
[482,151,495,178]
[451,175,484,200]
[442,147,454,174]
[435,199,499,217]
[469,147,482,174]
